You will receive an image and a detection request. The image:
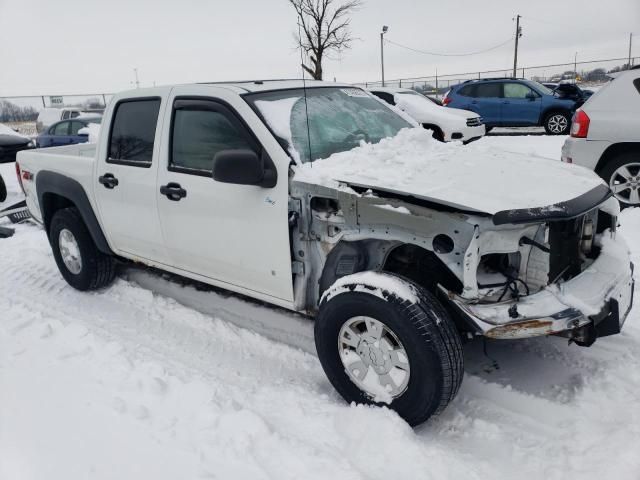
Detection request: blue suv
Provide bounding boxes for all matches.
[443,78,577,134]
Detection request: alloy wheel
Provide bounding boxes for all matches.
[338,316,410,399]
[610,162,640,205]
[547,114,568,134]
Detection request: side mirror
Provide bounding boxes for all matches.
[212,149,277,188]
[526,92,537,101]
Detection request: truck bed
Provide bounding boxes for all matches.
[17,143,98,224]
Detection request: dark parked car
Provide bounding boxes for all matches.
[0,123,33,163]
[36,116,102,148]
[542,82,594,106]
[443,78,578,134]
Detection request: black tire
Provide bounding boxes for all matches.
[598,152,640,208]
[49,207,116,291]
[0,174,6,203]
[543,111,571,135]
[315,273,464,426]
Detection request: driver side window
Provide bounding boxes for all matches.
[170,100,256,174]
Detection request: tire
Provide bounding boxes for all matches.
[0,174,6,203]
[315,272,464,426]
[543,111,571,135]
[49,207,116,291]
[598,152,640,207]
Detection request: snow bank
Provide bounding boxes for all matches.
[294,128,603,215]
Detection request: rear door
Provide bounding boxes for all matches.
[155,85,294,304]
[501,82,542,126]
[94,95,170,264]
[468,83,502,125]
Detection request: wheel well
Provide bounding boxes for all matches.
[383,244,463,294]
[594,143,640,174]
[422,124,444,141]
[318,241,463,301]
[41,192,74,233]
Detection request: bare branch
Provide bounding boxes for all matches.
[288,0,361,80]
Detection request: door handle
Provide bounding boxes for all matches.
[160,182,187,201]
[98,173,119,189]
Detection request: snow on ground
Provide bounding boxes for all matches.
[1,135,640,479]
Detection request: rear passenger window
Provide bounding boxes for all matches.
[475,83,502,98]
[458,85,475,97]
[170,100,256,173]
[108,98,161,166]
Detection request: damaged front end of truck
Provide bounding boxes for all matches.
[290,180,634,346]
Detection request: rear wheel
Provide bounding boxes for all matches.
[599,152,640,207]
[49,207,116,290]
[543,111,571,135]
[314,273,464,426]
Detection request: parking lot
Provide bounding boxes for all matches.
[2,132,639,480]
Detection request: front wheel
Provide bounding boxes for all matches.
[543,111,571,135]
[599,152,640,207]
[49,207,116,290]
[314,272,464,426]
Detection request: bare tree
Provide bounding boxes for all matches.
[289,0,361,80]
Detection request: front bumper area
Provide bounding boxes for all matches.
[444,232,634,340]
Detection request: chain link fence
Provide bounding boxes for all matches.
[355,57,638,98]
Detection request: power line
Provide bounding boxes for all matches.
[383,36,514,57]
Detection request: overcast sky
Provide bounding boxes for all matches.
[0,0,637,96]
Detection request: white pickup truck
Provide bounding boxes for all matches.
[17,80,634,425]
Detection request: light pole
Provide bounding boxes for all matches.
[381,25,388,86]
[574,52,578,83]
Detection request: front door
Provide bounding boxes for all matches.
[155,87,293,303]
[94,96,169,264]
[50,121,72,146]
[500,82,542,126]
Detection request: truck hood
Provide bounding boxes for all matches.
[293,128,608,221]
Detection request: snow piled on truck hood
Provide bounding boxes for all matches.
[294,128,604,215]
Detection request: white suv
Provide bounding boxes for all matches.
[562,67,640,206]
[369,87,485,143]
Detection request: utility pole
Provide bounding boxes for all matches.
[512,15,522,77]
[133,68,140,89]
[381,26,388,86]
[574,52,578,82]
[629,33,633,69]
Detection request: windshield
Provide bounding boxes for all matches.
[246,87,413,164]
[526,80,554,96]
